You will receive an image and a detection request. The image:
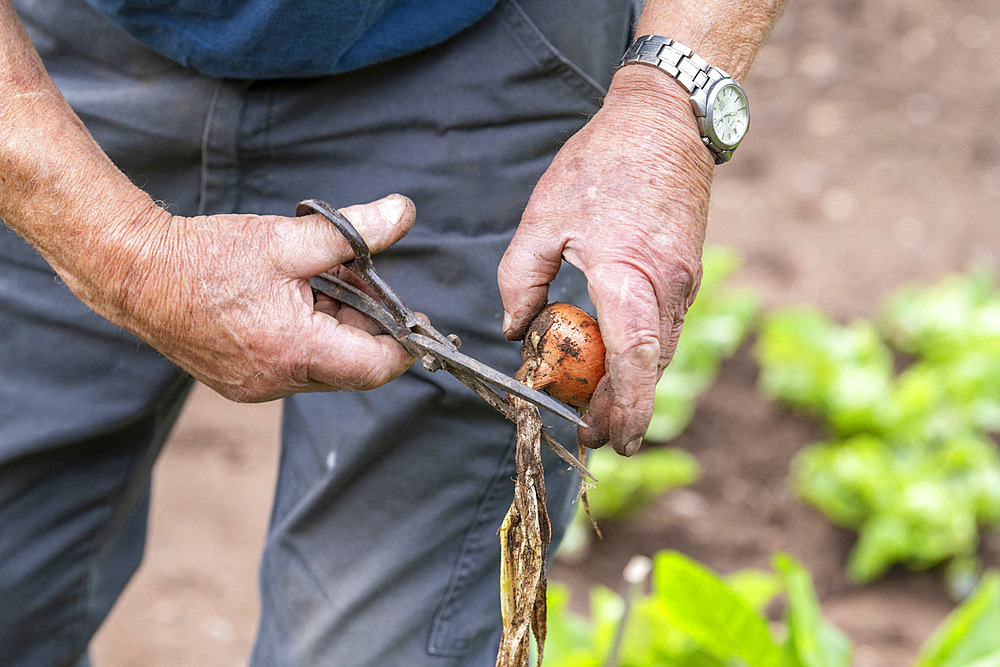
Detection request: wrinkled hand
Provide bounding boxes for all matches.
[498,69,715,455]
[86,194,417,402]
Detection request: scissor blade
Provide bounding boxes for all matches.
[309,274,407,339]
[448,371,596,481]
[408,333,587,428]
[311,274,586,430]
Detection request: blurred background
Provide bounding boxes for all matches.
[92,0,1000,665]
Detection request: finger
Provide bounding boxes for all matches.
[273,194,416,277]
[497,221,564,341]
[578,263,662,455]
[303,312,416,391]
[312,294,384,336]
[579,372,612,449]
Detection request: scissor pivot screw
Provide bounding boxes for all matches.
[422,354,443,372]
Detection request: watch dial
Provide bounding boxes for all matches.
[711,84,748,146]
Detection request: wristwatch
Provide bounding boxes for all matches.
[618,35,749,164]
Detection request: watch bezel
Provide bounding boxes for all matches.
[703,79,749,151]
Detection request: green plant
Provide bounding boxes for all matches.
[548,551,1000,667]
[792,433,1000,583]
[583,446,700,521]
[545,550,850,667]
[916,572,1000,667]
[880,270,1000,363]
[755,309,895,436]
[556,447,699,562]
[755,271,1000,583]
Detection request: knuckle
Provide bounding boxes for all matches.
[607,338,659,415]
[345,361,391,391]
[666,254,703,311]
[618,332,661,371]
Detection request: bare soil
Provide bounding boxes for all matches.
[92,0,1000,664]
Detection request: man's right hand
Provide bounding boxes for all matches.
[1,3,416,402]
[88,195,419,402]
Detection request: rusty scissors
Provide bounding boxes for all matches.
[297,199,594,480]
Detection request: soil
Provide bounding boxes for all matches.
[91,0,1000,664]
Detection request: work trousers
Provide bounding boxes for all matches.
[0,0,637,663]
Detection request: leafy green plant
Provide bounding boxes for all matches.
[755,271,1000,584]
[793,433,1000,583]
[583,446,700,521]
[755,309,895,436]
[556,447,699,562]
[880,270,1000,363]
[546,550,850,667]
[549,551,1000,667]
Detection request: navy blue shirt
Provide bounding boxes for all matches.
[84,0,499,79]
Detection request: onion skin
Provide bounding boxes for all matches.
[520,303,606,408]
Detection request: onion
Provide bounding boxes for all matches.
[519,302,606,408]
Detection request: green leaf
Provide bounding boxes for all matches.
[543,583,604,667]
[725,569,782,614]
[916,572,1000,667]
[773,554,852,667]
[880,270,1000,362]
[755,309,894,434]
[653,551,782,667]
[792,433,999,583]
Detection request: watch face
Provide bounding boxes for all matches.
[709,83,749,148]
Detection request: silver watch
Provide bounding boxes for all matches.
[618,35,749,164]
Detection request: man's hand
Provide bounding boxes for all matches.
[498,67,713,456]
[498,0,786,456]
[91,195,418,402]
[0,2,416,403]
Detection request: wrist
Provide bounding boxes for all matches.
[603,64,715,180]
[79,190,173,322]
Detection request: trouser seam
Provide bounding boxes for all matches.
[198,80,225,216]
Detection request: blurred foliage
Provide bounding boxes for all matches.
[793,433,1000,584]
[545,550,850,667]
[557,446,699,562]
[583,446,700,521]
[880,270,1000,363]
[916,572,1000,667]
[547,551,1000,667]
[755,309,894,436]
[755,271,1000,584]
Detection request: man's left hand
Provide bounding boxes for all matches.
[498,68,715,456]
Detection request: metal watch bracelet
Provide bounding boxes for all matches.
[618,35,746,164]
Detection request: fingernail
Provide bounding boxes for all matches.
[502,312,512,336]
[624,436,643,456]
[378,195,406,224]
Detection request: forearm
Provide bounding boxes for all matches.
[635,0,787,81]
[0,0,158,308]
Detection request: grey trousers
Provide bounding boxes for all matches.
[0,0,637,663]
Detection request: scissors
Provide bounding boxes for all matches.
[297,199,595,481]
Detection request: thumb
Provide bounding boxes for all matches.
[497,223,564,340]
[280,194,416,277]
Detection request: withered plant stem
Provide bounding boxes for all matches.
[496,357,550,667]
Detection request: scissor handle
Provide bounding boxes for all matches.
[297,198,417,331]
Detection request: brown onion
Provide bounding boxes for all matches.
[520,302,606,408]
